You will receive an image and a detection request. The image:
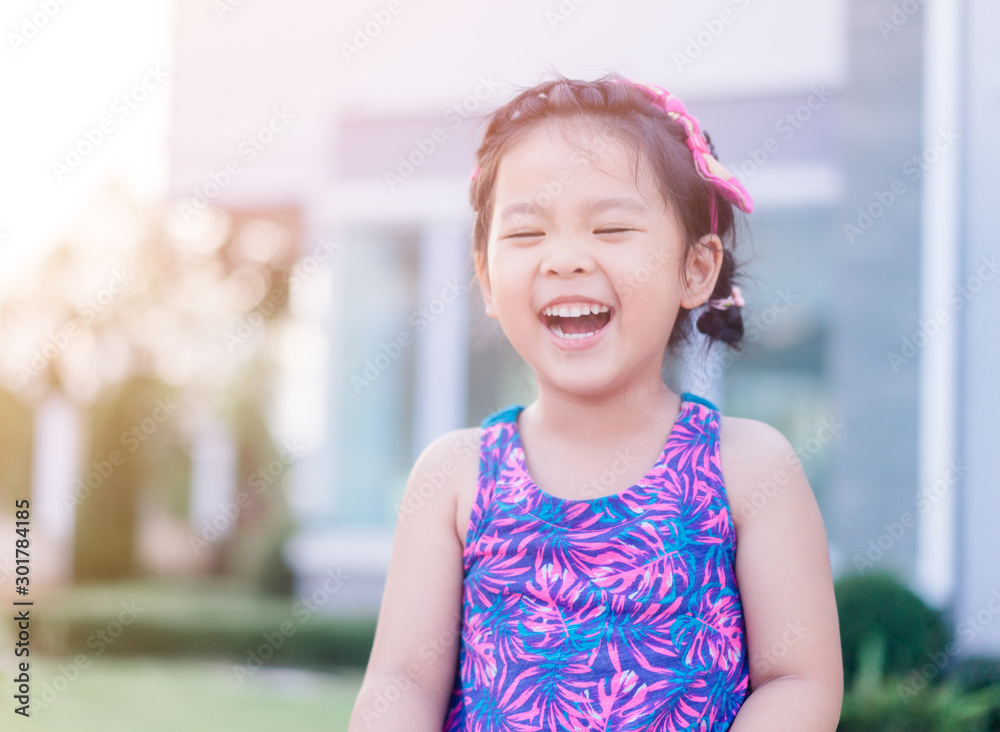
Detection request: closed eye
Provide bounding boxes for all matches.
[505,231,544,239]
[595,228,634,235]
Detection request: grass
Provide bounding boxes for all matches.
[16,655,364,732]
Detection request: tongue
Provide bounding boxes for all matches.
[557,313,604,335]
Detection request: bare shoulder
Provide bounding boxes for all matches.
[354,426,482,723]
[717,414,805,532]
[404,427,481,545]
[716,413,842,709]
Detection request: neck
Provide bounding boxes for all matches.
[523,359,681,447]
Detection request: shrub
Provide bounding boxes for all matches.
[952,656,1000,731]
[29,579,376,668]
[835,572,950,689]
[836,624,1000,731]
[838,679,1000,732]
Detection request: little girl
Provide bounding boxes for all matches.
[349,74,843,731]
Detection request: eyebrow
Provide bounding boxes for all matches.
[498,196,649,222]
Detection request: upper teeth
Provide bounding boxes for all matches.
[543,303,610,317]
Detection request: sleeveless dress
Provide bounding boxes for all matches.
[441,392,750,732]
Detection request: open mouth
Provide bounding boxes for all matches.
[540,302,613,340]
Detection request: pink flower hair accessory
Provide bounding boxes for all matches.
[708,285,745,310]
[614,79,755,215]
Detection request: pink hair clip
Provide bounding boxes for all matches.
[708,285,745,310]
[614,79,754,216]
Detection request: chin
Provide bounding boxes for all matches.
[533,362,626,399]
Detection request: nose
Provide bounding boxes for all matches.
[540,234,596,277]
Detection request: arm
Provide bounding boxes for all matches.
[347,429,478,732]
[720,417,844,731]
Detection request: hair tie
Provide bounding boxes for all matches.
[708,285,745,310]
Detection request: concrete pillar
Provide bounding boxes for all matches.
[188,414,237,541]
[914,0,962,610]
[831,0,924,581]
[953,0,1000,657]
[31,392,81,583]
[412,220,470,458]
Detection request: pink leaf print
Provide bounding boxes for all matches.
[443,395,749,732]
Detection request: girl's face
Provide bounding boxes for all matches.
[477,120,720,399]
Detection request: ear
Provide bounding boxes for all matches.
[680,234,723,309]
[475,249,498,319]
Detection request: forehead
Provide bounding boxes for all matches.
[492,120,666,215]
[499,119,636,182]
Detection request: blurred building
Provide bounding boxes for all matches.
[165,0,999,656]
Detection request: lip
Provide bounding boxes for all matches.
[537,294,615,351]
[543,318,611,350]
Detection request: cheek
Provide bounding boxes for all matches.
[488,257,533,314]
[490,246,533,281]
[609,251,680,307]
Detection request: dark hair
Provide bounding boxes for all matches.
[469,72,746,351]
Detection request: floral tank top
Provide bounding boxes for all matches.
[441,392,749,731]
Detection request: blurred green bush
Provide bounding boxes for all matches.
[30,579,375,668]
[837,639,1000,731]
[836,572,951,688]
[75,377,189,582]
[952,656,1000,731]
[839,679,1000,731]
[835,572,1000,731]
[73,370,297,596]
[218,385,296,597]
